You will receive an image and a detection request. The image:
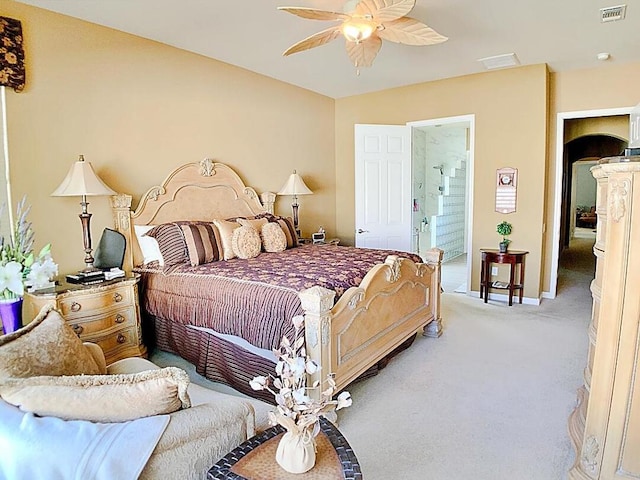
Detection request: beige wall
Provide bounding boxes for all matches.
[336,65,549,298]
[5,1,640,302]
[542,62,640,294]
[1,1,335,273]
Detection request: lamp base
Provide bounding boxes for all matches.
[292,201,300,237]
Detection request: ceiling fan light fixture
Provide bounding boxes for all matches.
[342,18,376,43]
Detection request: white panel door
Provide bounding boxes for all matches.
[355,124,412,250]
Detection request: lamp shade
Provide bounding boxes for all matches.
[277,171,313,196]
[51,155,116,197]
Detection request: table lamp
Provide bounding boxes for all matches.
[51,155,116,272]
[277,170,313,237]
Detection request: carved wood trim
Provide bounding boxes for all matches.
[609,178,630,223]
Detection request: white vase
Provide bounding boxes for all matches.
[275,429,316,474]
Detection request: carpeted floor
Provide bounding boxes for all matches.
[152,235,595,480]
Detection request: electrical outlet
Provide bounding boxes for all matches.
[491,267,499,276]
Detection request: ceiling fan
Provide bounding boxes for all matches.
[278,0,448,70]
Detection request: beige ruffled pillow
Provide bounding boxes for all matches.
[0,305,103,379]
[0,367,191,423]
[232,225,262,259]
[261,222,287,253]
[212,219,241,260]
[237,217,269,233]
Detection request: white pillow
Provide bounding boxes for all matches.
[134,225,164,267]
[0,399,169,480]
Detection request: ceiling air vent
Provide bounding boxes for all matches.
[600,5,627,22]
[478,53,520,70]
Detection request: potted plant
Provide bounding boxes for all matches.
[496,220,512,253]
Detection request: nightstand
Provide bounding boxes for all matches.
[24,275,146,364]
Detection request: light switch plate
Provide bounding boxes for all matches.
[491,267,499,276]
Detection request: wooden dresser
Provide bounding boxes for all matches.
[24,275,146,365]
[568,156,640,479]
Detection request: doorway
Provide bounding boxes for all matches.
[408,115,474,294]
[354,115,475,294]
[549,108,632,298]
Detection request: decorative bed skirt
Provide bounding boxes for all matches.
[148,314,416,404]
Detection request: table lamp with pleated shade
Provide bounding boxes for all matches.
[277,170,313,237]
[51,155,116,272]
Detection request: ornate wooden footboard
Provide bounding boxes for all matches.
[111,159,443,396]
[300,249,442,396]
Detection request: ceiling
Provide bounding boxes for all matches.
[15,0,640,99]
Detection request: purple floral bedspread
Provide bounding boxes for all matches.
[137,244,423,350]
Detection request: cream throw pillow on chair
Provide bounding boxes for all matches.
[0,367,191,422]
[0,305,102,378]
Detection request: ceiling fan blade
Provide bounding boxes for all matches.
[346,35,383,68]
[377,17,448,45]
[278,7,349,21]
[283,26,343,56]
[356,0,415,22]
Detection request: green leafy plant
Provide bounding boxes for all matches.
[496,220,512,245]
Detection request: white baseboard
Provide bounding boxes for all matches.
[468,290,541,306]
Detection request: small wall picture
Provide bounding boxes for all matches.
[495,167,518,214]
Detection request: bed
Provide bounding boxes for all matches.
[112,159,443,402]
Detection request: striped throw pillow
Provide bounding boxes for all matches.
[145,223,188,267]
[180,223,222,266]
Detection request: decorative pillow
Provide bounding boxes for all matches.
[237,217,269,233]
[134,224,164,267]
[261,222,287,253]
[0,367,191,422]
[0,305,102,379]
[213,219,241,260]
[275,216,299,248]
[179,223,223,266]
[145,223,189,267]
[254,213,298,248]
[232,225,262,259]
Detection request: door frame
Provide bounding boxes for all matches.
[546,106,633,298]
[407,114,475,293]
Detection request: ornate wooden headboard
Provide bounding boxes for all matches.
[112,158,275,272]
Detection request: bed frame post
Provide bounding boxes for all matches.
[260,192,275,215]
[299,286,336,401]
[110,193,134,274]
[422,247,444,338]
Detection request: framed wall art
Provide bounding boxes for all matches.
[495,167,518,213]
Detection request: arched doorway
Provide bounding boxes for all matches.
[560,134,627,250]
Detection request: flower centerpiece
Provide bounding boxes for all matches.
[250,315,352,474]
[0,197,58,334]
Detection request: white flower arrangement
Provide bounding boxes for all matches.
[0,197,58,300]
[250,315,352,437]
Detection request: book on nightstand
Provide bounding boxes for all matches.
[66,267,125,284]
[66,270,105,284]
